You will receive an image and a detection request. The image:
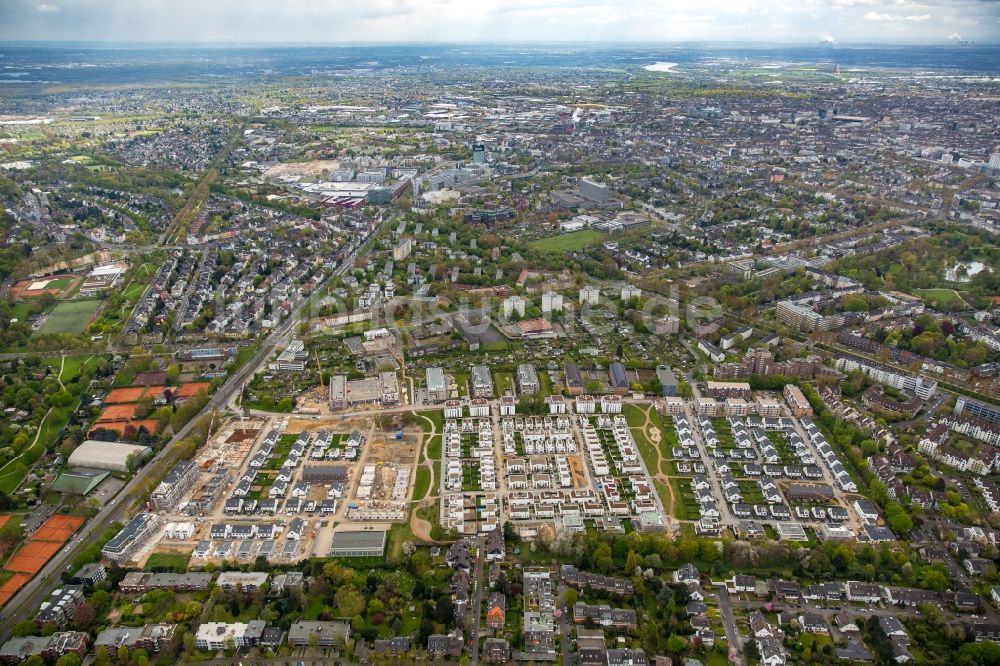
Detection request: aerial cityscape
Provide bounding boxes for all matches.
[0,2,999,665]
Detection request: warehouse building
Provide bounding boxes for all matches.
[68,441,152,472]
[329,529,386,558]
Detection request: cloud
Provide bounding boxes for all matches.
[817,31,837,43]
[864,10,931,21]
[947,32,963,40]
[0,0,997,43]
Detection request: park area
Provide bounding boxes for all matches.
[528,229,605,253]
[37,299,103,335]
[913,288,968,309]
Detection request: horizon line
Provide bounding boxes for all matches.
[0,38,996,47]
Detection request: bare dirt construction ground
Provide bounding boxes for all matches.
[569,456,588,488]
[264,160,342,178]
[367,426,420,465]
[294,386,329,413]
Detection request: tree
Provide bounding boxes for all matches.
[11,620,38,637]
[886,504,914,537]
[94,646,111,666]
[666,634,687,656]
[334,585,365,618]
[116,646,129,664]
[55,654,81,666]
[434,596,455,624]
[72,602,96,629]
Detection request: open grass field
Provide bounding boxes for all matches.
[37,299,102,335]
[413,466,431,501]
[145,551,192,571]
[528,229,605,253]
[913,288,968,308]
[60,354,101,383]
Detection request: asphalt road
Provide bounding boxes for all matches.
[0,225,378,640]
[468,534,486,665]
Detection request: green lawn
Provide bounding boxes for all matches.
[913,288,968,308]
[413,466,431,500]
[145,551,192,571]
[425,435,442,462]
[623,403,648,428]
[60,354,101,383]
[528,229,605,253]
[38,299,103,335]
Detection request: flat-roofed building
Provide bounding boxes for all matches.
[784,384,813,416]
[329,529,386,558]
[217,571,269,592]
[426,367,448,403]
[102,513,159,562]
[94,624,177,656]
[119,572,212,593]
[471,364,494,398]
[517,364,540,395]
[956,396,1000,424]
[148,460,198,511]
[705,381,752,400]
[656,366,678,396]
[287,621,351,648]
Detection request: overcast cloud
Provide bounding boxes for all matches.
[0,0,997,43]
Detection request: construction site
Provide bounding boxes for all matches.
[134,412,422,566]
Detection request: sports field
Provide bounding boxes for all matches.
[1,514,86,606]
[528,229,605,253]
[37,299,102,335]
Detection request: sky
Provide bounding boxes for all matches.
[1,0,998,44]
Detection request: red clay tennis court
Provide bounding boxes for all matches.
[6,541,62,574]
[3,514,85,576]
[0,573,32,606]
[0,514,84,606]
[97,403,142,422]
[176,382,210,398]
[105,386,156,403]
[31,514,85,543]
[93,418,160,435]
[0,515,11,531]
